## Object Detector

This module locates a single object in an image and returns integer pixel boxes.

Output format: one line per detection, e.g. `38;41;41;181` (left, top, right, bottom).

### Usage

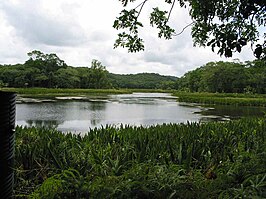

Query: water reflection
89;102;106;126
26;120;63;128
16;93;265;133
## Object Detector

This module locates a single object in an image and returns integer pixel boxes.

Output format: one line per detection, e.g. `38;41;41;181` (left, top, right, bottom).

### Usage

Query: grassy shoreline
14;118;266;198
1;88;132;96
173;92;266;107
1;88;173;98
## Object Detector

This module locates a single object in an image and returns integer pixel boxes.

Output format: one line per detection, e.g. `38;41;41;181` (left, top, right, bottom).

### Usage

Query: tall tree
25;50;67;87
89;60;110;89
114;0;266;59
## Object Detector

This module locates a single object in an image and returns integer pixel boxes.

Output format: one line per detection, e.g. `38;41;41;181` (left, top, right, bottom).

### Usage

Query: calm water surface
16;93;265;133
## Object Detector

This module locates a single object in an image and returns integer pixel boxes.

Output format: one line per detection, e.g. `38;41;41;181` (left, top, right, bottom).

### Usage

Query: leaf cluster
114;0;266;59
190;0;265;58
150;7;175;39
113;9;144;52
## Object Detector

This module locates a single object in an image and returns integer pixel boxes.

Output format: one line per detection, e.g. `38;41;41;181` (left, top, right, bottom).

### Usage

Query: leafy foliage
113;9;145;52
114;0;266;59
14;117;266;198
150;7;175;39
108;72;177;89
0;51;110;89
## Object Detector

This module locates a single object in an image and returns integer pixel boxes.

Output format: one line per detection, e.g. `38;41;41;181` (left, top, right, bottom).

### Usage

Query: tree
89;60;110;89
25;50;67;87
55;67;80;88
26;50;66;72
114;0;266;59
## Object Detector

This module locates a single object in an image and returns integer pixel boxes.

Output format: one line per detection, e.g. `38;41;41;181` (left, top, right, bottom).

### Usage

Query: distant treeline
0;50;265;93
0;50;176;90
108;73;177;89
177;60;266;94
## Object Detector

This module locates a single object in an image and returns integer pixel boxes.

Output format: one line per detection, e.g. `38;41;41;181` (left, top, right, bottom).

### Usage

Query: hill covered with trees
0;50;176;90
108;73;177;89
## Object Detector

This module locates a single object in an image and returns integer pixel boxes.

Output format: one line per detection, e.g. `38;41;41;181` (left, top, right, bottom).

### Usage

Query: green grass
0;88;172;98
14;117;266;198
174;92;266;107
0;88;134;100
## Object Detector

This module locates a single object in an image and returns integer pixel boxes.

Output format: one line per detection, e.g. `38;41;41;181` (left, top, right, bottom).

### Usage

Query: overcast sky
0;0;256;77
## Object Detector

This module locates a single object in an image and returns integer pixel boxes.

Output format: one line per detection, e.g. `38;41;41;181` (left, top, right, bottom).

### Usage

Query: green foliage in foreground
174;92;266;107
14;118;266;198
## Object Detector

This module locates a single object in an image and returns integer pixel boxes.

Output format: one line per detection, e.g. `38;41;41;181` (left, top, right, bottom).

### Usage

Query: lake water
16;93;266;133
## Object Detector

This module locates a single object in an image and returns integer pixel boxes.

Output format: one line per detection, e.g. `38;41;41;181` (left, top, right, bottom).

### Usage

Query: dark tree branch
136;0;148;19
172;21;195;36
167;0;176;22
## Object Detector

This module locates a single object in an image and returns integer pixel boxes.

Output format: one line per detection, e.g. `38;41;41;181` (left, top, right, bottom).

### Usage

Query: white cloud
0;0;256;76
1;0;87;47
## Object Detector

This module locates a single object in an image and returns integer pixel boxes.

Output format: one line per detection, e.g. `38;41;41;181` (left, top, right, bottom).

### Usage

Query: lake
16;93;266;133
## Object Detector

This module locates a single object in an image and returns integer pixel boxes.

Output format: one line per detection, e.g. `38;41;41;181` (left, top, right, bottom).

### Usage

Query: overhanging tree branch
172;21;195;36
167;0;176;22
136;0;148;19
115;0;265;59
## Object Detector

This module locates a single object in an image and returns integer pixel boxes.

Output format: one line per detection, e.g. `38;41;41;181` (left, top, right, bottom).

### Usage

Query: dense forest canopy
108;73;177;89
0;51;109;89
114;0;266;59
176;60;266;93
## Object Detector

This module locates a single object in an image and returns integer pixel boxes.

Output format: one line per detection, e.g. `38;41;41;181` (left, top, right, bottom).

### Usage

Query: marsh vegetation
14;117;266;198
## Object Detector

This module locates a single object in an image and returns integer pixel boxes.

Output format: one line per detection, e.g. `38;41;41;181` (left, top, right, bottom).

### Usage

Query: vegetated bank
0;88;132;97
174;92;266;107
14;117;266;198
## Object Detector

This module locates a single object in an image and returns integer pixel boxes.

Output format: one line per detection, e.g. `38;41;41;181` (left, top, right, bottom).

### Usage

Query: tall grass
14;118;266;198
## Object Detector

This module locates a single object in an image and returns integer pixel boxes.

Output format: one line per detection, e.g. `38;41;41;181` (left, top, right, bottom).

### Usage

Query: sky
0;0;257;77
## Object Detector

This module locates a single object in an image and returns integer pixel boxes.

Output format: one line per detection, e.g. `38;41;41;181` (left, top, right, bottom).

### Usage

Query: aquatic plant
14;117;266;198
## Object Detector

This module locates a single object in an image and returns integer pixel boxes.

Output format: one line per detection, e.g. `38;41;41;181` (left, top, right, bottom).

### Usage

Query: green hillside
108;73;177;89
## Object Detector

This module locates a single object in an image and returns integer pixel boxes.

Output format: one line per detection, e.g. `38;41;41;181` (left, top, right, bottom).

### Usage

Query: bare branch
136;0;148;19
134;0;149;10
167;0;176;22
172;21;195;36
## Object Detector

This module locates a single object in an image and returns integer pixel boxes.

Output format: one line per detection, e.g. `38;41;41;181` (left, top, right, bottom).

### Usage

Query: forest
0;51;176;90
0;50;265;94
177;60;266;94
